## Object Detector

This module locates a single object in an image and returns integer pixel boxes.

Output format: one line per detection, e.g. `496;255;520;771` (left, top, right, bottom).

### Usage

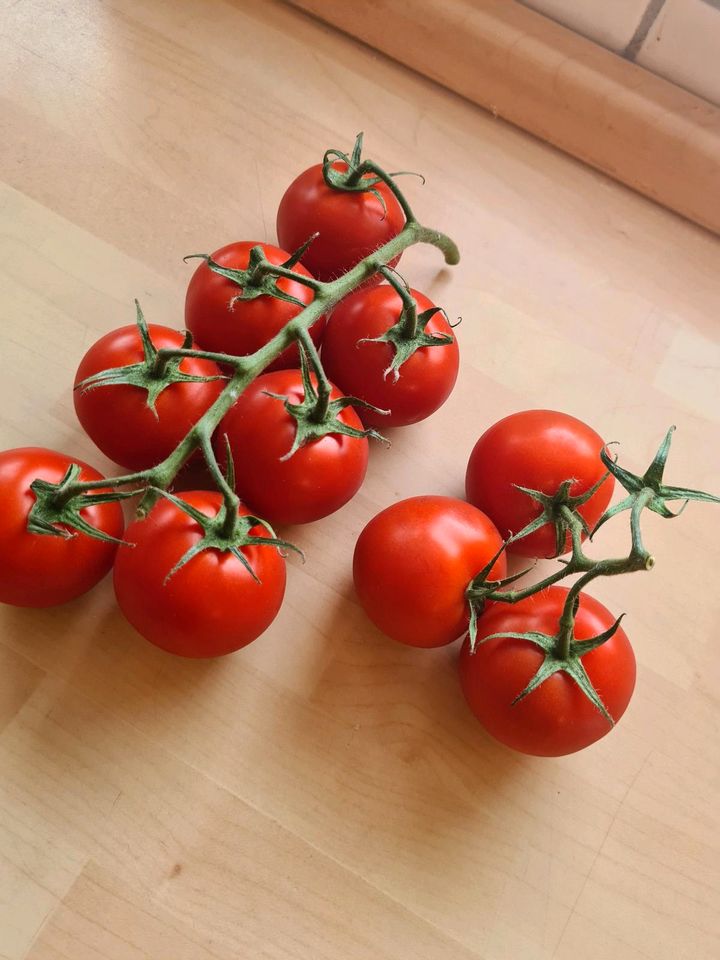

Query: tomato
184;241;325;371
113;491;286;658
0;448;124;607
321;284;459;427
459;587;635;756
465;410;614;558
216;370;369;525
74;324;223;471
276;161;405;282
353;496;506;648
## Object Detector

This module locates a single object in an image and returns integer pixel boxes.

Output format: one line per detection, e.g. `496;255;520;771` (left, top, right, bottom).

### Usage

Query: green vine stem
465;429;720;723
37;139;459;523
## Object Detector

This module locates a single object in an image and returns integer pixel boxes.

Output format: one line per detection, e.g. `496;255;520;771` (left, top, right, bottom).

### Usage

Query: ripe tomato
184;241;326;371
74;323;223;471
113;491;286;658
276;162;405;282
216;370;369;525
0;448;124;607
459;587;635;756
465;410;614;558
321;284;459;427
353;496;506;648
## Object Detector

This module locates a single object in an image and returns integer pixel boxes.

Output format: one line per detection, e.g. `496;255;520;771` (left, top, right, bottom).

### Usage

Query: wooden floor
1;2;719;958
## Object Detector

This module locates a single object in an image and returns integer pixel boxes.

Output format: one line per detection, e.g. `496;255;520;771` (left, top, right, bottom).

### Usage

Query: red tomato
321;284;459;427
74;324;223;471
113;491;286;658
353;496;506;648
184;241;325;371
465;410;614;558
216;370;369;525
0;448;124;607
459;587;635;756
276;162;405;282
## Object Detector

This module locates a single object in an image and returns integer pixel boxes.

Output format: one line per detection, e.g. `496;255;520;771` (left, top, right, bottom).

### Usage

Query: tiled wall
520;0;720;106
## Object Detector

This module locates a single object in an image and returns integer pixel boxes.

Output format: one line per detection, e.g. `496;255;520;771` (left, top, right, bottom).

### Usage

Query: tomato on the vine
321;284;459;428
276;162;405;282
353;496;506;648
216;369;370;526
74;323;223;471
184;241;325;371
465;410;614;558
0;448;124;608
113;491;286;658
459;587;635;756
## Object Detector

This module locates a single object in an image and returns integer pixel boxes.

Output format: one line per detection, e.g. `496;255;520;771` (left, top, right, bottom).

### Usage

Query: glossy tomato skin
216;370;369;526
0;448;124;607
184;241;325;372
459;587;636;756
276;162;405;283
353;496;507;648
321;285;459;428
113;491;286;658
74;324;223;471
465;410;614;558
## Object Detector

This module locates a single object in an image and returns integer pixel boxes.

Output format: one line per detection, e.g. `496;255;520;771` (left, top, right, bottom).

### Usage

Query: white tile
521;0;649;51
638;0;720;106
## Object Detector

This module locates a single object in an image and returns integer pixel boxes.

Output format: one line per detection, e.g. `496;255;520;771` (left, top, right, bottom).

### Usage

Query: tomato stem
58;209;458;514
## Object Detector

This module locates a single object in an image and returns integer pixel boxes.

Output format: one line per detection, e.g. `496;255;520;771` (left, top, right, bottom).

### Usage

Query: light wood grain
1;1;719;958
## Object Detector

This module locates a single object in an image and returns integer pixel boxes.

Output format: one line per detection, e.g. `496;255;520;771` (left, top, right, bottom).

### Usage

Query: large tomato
74;324;223;471
113;491;286;658
184;241;325;371
321;284;459;428
353;496;506;648
0;447;124;607
216;370;369;525
459;587;635;756
276;162;405;282
465;410;614;558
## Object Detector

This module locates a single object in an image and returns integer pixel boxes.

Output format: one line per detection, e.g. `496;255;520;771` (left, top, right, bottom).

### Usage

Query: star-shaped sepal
265;344;389;461
476;610;627;726
184;235;319;311
593;426;720;534
510;470;611;557
359;300;456;381
465;540;536;652
322;132;422;216
27;463;137;543
74;301;226;417
154;488;303;585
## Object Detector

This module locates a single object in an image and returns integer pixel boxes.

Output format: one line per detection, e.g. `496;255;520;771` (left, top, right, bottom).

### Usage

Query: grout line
622;0;668;61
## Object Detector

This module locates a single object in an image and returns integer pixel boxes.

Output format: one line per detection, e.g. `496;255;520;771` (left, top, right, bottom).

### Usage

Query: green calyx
479;610;626;727
322;132;422;222
74;301;225;416
28;463;136;543
155;487;302;584
359;266;456;381
267;341;388;461
593;425;720;533
510;469;610;557
184;236;320;311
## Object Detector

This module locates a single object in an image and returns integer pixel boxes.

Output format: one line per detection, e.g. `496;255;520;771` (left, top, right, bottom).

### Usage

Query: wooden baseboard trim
285;0;720;235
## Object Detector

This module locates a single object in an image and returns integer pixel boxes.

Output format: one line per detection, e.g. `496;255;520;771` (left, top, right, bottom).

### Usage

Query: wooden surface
288;0;720;235
1;1;719;958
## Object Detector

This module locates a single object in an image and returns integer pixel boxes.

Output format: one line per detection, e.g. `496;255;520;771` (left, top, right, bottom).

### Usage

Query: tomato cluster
2;137;713;761
0;138;460;663
353;409;639;757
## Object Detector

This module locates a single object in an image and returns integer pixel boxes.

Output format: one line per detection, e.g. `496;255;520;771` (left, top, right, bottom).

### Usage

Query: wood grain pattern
1;1;719;958
286;0;720;235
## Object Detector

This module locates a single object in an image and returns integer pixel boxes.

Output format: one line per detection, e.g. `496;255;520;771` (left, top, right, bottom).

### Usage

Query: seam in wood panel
623;0;668;60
